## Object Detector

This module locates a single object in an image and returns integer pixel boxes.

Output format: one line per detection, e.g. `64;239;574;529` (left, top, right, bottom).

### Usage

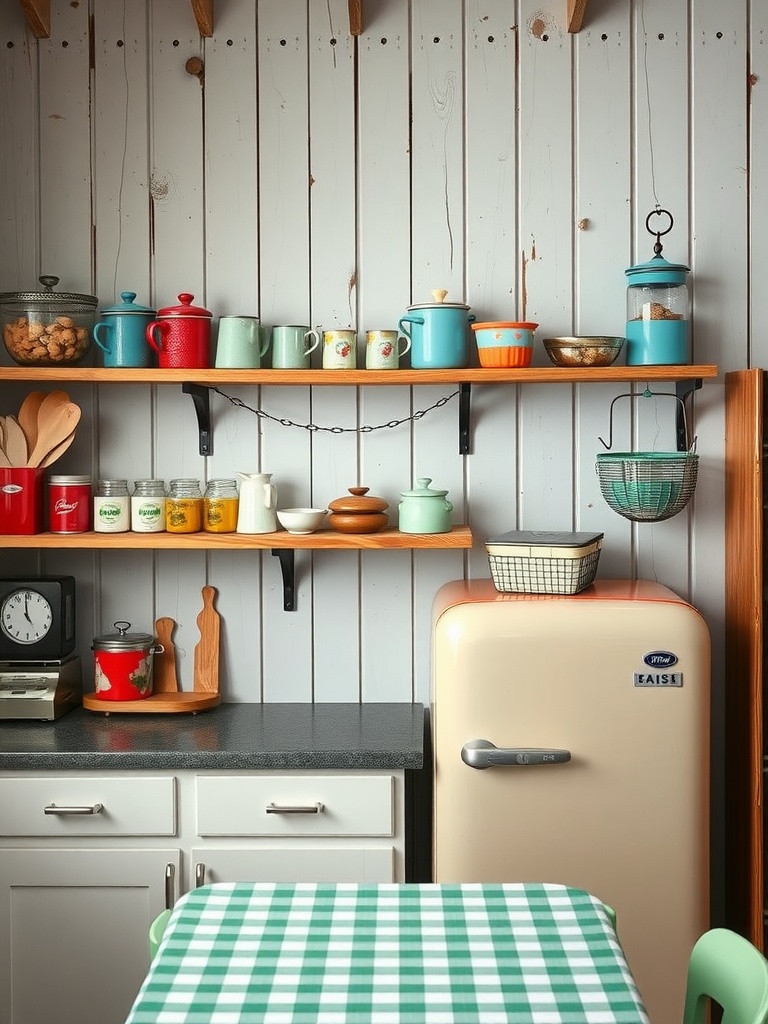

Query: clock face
0;577;76;662
1;589;54;644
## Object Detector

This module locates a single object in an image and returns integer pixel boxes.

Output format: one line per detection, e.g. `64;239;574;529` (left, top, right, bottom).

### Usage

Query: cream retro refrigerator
431;578;710;1024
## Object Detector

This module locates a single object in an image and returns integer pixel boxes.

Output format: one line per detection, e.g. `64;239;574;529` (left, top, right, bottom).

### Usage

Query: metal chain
208;385;459;434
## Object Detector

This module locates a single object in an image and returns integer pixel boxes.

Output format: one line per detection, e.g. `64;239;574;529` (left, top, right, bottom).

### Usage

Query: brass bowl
542;336;624;367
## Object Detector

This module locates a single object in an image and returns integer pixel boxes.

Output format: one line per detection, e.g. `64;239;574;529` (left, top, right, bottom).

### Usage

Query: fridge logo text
643;651;678;668
634;672;683;687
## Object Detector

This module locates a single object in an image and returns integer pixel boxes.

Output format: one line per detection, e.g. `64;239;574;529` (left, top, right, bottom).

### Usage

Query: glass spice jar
131;479;166;533
94;479;130;533
166;478;203;533
204;478;239;533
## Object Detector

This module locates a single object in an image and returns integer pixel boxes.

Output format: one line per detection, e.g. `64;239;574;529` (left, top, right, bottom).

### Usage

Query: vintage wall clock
0;576;76;662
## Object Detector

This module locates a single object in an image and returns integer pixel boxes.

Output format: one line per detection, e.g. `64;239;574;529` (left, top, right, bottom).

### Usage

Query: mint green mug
271;326;320;369
215;316;270;368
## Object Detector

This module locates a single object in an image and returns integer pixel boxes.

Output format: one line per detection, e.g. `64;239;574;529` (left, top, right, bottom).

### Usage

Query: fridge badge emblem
635;651;682;687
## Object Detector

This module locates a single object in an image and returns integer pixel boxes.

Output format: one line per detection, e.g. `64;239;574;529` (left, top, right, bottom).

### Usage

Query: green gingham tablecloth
125;881;651;1024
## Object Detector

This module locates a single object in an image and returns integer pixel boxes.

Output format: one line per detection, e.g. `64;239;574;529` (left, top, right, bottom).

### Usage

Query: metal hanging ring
645;208;674;256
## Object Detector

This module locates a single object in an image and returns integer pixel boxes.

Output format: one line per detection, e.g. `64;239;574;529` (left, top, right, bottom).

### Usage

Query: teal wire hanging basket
595;391;699;522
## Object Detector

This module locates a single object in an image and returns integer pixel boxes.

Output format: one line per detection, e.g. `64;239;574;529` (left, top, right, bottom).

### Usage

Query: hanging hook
597;388;695;452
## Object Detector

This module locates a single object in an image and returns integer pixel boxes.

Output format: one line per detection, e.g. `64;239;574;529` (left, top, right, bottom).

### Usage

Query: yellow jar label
166;497;202;533
204;497;239;533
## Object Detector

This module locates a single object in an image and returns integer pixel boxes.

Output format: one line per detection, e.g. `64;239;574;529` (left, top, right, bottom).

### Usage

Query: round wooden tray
82;692;220;714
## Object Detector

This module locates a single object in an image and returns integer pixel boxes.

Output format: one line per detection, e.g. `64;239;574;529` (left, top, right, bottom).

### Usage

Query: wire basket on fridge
485;531;604;595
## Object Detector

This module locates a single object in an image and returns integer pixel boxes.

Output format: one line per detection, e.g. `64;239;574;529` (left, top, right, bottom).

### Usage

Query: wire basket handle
597;388;697;452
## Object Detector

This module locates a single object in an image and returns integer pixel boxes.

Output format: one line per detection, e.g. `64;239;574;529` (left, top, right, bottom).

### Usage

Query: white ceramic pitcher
236;472;277;533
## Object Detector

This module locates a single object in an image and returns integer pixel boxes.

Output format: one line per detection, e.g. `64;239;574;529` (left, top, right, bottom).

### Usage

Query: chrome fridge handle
461;739;571;769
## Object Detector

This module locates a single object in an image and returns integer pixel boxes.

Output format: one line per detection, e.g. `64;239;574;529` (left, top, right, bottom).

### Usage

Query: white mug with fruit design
322;329;357;369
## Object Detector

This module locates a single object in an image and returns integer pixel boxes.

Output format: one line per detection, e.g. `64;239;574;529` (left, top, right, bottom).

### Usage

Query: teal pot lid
625;253;689;286
100;291;156;316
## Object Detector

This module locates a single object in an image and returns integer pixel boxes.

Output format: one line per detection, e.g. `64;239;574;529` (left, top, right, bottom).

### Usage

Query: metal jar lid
0;275;98;312
92;621;156;652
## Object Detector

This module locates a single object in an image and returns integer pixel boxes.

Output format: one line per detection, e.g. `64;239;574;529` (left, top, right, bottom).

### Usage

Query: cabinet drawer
0;777;176;836
196;775;393;836
190;846;394;884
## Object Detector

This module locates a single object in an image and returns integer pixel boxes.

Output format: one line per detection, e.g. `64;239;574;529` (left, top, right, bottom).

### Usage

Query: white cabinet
0;766;405;1024
0;847;179;1024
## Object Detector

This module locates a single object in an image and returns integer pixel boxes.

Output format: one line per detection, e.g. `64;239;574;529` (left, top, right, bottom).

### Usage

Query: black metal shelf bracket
272;548;296;611
459;383;471;454
675;378;703;452
182;383;213;455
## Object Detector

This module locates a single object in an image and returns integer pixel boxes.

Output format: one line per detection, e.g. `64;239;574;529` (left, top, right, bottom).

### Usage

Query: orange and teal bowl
472;321;537;368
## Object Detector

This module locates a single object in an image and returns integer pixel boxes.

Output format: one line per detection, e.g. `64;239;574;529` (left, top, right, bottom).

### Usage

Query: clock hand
23;593;32;623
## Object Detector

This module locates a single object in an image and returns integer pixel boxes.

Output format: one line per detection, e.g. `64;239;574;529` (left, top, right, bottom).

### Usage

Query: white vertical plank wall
0;0;749;735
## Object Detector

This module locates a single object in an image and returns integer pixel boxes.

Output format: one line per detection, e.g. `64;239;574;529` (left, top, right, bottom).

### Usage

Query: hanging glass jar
625;209;690;366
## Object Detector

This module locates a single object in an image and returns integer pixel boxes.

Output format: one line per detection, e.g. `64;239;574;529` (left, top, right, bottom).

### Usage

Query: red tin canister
91;621;161;701
49;475;92;533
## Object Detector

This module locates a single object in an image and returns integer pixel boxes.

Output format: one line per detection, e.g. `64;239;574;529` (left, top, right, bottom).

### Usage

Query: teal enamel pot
398;289;475;369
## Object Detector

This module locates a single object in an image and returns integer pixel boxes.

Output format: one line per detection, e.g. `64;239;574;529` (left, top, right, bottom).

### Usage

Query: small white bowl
276;508;328;535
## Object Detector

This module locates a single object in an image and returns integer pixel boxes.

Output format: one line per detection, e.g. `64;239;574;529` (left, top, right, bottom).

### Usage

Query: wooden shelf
0;365;719;385
1;526;473;550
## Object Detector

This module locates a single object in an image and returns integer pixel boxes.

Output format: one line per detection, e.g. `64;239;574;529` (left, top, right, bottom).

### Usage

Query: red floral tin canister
91;621;162;701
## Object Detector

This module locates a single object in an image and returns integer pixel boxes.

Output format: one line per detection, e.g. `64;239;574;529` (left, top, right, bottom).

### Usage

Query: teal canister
93;292;157;368
398;477;453;534
625;209;690;366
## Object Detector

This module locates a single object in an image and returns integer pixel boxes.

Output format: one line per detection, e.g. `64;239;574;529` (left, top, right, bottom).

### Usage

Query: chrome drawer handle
461;739;571;769
266;802;324;814
195;862;206;888
44;802;104;815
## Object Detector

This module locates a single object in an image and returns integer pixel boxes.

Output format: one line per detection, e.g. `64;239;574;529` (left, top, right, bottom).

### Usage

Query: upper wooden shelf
0;365;719;386
20;0;584;39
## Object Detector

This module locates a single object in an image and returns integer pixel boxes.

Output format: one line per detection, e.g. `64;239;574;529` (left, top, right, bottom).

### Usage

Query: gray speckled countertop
0;703;425;771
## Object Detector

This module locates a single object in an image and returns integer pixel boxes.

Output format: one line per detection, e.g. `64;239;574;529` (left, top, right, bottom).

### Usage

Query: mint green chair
148;908;172;960
683;928;768;1024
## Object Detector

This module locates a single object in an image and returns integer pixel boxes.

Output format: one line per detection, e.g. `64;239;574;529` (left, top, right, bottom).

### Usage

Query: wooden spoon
0;443;10;468
27;402;81;467
17;390;46;453
38;429;77;468
3;415;28;467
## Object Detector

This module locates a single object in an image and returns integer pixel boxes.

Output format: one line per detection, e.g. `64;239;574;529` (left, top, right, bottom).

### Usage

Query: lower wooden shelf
1;526;473;550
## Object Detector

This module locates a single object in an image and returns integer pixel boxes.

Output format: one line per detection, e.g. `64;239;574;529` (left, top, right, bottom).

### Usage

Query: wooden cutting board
193;586;220;693
153;617;179;693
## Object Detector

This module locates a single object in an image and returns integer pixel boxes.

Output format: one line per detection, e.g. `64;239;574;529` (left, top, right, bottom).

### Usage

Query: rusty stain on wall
150;175;171;202
527;11;555;38
521;240;537;322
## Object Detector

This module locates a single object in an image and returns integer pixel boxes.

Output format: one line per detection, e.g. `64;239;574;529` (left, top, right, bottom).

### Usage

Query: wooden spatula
3;415;28;467
153;617;179;693
193;586;220;693
27;402;81;467
17;390;46;453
